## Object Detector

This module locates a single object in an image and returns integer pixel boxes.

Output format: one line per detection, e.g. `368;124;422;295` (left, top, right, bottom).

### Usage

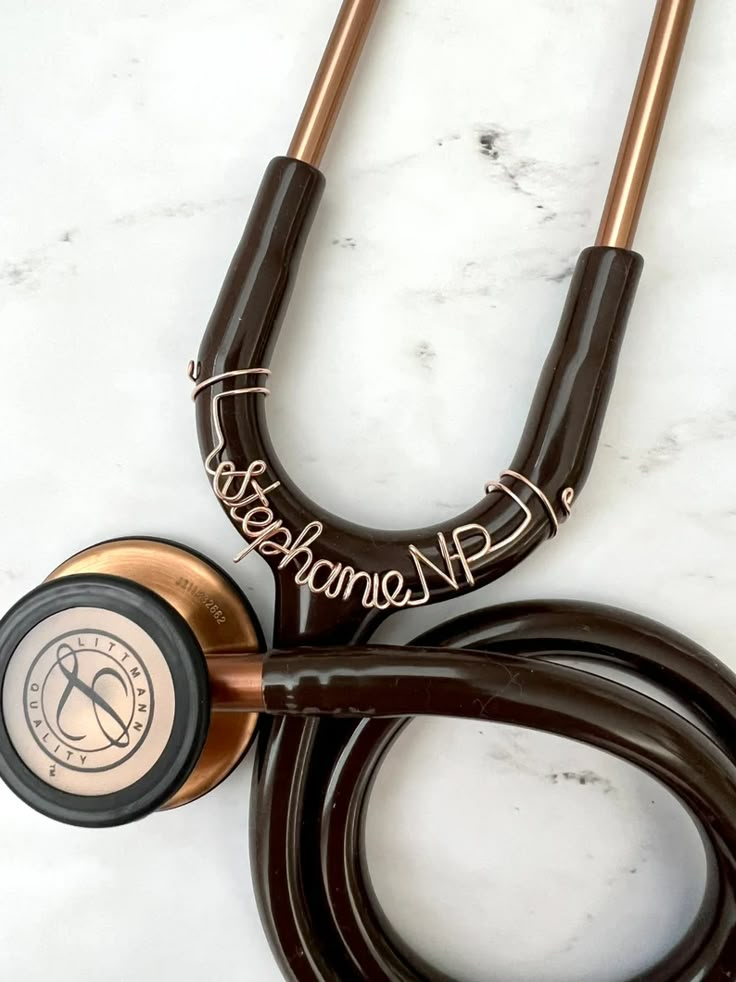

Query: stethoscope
1;1;733;979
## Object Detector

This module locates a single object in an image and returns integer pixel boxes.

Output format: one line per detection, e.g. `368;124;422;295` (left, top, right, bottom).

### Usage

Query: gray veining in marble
1;2;735;980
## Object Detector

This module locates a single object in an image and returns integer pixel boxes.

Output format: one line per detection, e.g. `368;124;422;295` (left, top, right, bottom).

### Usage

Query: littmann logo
23;630;154;775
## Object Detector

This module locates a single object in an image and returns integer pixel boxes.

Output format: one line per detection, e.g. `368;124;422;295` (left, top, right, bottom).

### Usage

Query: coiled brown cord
251;601;736;980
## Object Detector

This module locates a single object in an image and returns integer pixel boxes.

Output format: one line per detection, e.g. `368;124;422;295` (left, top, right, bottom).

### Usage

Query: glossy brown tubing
508;247;641;499
288;0;382;167
193;157;324;384
597;0;696;248
254;603;736;980
195;158;643;640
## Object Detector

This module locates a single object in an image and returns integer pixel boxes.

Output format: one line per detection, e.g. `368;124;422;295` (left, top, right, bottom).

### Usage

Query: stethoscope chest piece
0;537;264;827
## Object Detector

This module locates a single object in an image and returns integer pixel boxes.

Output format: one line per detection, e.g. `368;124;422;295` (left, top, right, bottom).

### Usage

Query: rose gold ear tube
596;0;696;249
289;1;695;231
288;0;382;167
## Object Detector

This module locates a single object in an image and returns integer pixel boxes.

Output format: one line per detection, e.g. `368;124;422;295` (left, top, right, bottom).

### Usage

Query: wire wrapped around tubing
252;601;736;981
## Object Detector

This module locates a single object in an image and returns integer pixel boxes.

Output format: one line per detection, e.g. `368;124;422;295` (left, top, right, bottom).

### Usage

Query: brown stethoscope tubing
192;0;693;644
188;1;704;979
243;599;736;981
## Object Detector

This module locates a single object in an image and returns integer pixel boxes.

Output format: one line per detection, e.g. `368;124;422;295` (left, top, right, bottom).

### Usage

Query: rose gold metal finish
288;0;381;167
596;0;696;249
209;654;265;712
2;609;176;797
46;539;262;809
501;470;561;536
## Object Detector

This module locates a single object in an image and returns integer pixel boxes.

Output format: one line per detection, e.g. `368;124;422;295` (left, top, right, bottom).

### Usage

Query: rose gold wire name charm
189;365;573;610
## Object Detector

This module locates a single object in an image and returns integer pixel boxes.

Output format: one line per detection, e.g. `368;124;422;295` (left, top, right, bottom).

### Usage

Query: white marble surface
1;1;735;979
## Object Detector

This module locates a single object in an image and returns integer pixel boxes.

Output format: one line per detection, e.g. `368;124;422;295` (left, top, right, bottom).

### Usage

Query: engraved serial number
176;577;227;624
